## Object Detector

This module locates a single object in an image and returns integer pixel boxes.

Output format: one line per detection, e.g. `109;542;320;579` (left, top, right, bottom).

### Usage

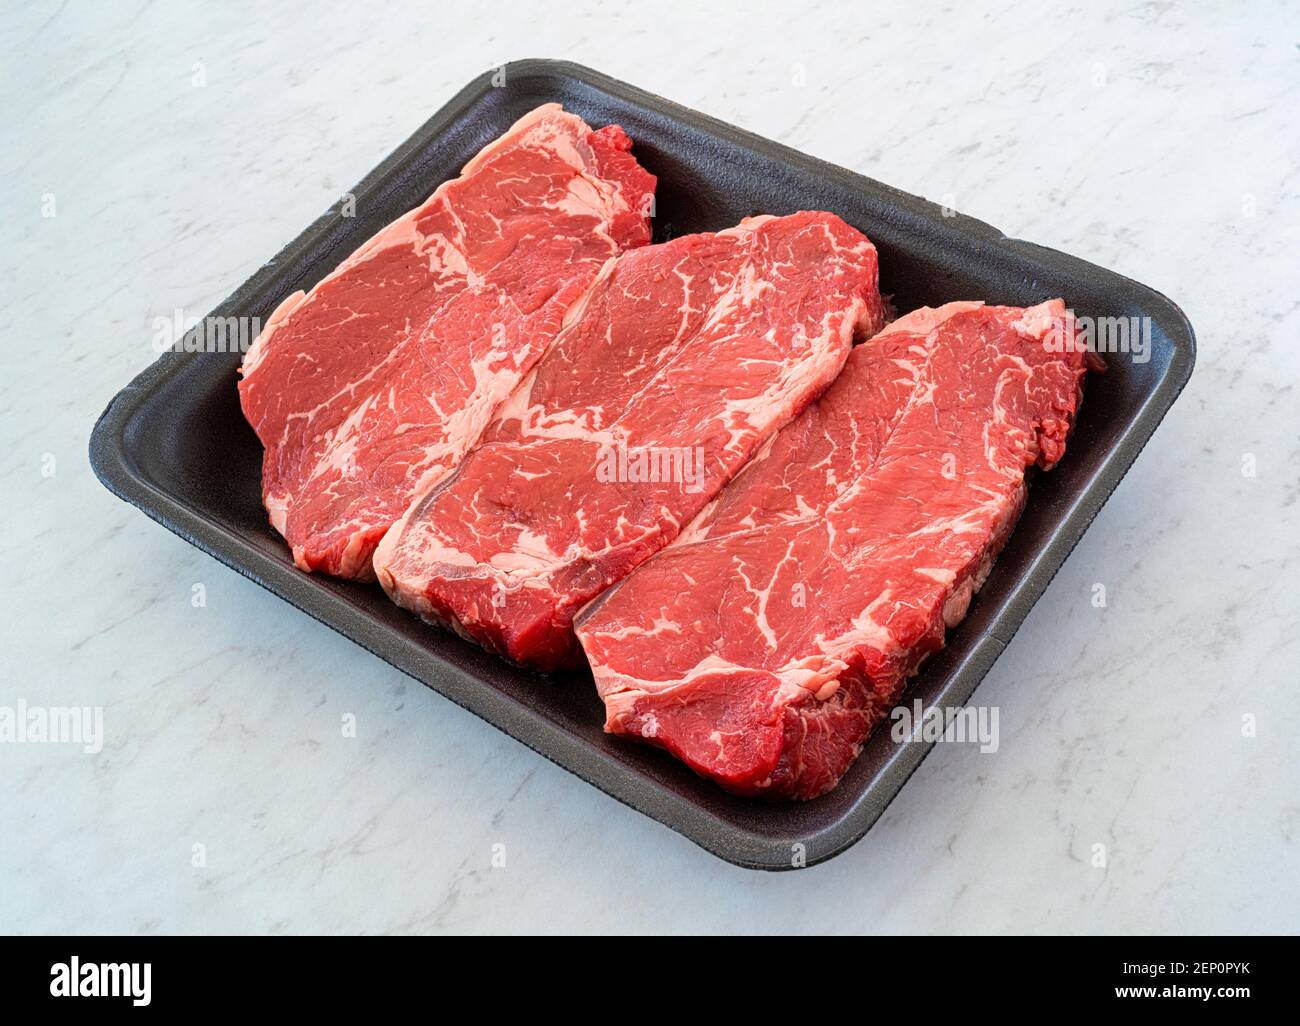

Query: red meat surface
576;300;1091;798
239;104;655;578
375;212;885;670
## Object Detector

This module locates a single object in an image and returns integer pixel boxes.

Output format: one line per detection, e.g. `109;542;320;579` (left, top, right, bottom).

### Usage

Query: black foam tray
90;61;1195;869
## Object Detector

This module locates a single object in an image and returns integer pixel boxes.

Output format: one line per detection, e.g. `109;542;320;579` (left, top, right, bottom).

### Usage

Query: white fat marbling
2;1;1297;934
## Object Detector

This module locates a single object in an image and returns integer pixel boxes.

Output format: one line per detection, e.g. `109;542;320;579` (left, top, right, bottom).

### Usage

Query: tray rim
89;58;1197;871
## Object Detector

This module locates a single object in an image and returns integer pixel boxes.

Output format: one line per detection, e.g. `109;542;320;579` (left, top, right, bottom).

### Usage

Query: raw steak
239;104;656;578
575;300;1092;799
374;212;886;671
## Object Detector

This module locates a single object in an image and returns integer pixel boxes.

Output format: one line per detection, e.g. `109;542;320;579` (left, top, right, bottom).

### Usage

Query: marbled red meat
576;300;1091;798
238;104;655;578
374;212;885;670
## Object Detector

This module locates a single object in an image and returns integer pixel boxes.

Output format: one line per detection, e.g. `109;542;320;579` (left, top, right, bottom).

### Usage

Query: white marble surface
3;0;1298;934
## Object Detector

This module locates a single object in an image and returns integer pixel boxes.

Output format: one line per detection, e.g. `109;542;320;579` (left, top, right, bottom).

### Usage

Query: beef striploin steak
575;300;1092;799
239;104;656;579
374;212;886;671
